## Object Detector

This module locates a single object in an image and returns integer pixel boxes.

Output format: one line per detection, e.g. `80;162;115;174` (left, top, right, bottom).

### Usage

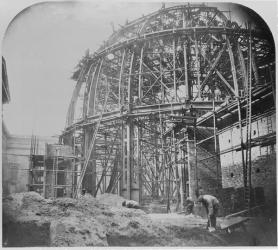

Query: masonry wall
2;135;57;196
3;136;31;195
219;112;276;204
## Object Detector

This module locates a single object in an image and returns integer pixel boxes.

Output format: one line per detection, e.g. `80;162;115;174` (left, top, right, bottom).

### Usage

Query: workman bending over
197;194;220;232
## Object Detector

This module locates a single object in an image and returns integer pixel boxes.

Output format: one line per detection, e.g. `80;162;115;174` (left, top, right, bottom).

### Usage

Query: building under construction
4;3;276;247
30;3;274;212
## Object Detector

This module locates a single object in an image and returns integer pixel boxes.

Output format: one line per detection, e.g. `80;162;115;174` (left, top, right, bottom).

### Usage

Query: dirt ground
2;192;277;247
150;213;277;246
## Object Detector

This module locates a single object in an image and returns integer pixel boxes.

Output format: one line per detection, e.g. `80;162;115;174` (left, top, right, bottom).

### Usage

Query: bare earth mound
3;192;223;247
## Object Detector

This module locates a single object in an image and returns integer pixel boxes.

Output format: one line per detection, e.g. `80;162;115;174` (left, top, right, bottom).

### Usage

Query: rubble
2;192;160;246
3;192;276;246
3;192;227;247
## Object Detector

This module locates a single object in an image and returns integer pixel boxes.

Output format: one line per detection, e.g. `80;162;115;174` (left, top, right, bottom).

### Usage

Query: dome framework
61;4;274;204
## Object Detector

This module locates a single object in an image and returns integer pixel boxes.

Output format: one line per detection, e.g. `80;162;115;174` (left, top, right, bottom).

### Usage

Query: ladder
244;26;253;211
74;84;110;198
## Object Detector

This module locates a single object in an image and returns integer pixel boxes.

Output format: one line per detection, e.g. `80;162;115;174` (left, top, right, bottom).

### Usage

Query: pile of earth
2;192;168;246
3;192;224;247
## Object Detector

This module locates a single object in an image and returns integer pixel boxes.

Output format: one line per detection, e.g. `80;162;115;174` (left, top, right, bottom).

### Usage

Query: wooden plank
118;49;126;107
194;32;201;99
138;46;144;102
183;41;189;99
220;217;249;230
173;38;177;101
227;38;239;96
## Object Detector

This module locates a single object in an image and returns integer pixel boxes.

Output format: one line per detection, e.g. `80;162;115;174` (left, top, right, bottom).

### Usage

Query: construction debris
3;192;229;247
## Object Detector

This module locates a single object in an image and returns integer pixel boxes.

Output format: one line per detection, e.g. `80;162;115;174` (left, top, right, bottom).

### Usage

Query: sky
1;0;277;137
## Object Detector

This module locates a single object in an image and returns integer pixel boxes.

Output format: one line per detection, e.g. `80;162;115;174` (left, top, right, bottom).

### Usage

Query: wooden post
28;135;33;191
154;127;159;198
126;120;132;200
237;98;246;187
138;47;144;103
194;32;201;99
119;121;125;197
213;99;219;190
173;39;177;102
186;133;193;198
103;133;107;193
167;160;171;213
51;151;56;198
136;124;142;204
180;157;184;209
159;110;165;196
194;119;198;198
42;143;47;198
126;52;135;200
55;149;59;198
183;41;189;100
160;55;165;104
119;49;126;107
182;10;186;28
128;52;134;107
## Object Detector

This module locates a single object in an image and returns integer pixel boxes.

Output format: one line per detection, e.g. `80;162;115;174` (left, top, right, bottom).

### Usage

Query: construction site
2;3;277;247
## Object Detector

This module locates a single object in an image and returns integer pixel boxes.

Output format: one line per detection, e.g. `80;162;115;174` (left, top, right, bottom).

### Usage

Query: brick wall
219;112;276;204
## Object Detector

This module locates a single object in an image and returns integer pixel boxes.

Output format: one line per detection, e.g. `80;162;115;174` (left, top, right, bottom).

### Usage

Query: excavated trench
3;220;50;247
3;192;276;247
